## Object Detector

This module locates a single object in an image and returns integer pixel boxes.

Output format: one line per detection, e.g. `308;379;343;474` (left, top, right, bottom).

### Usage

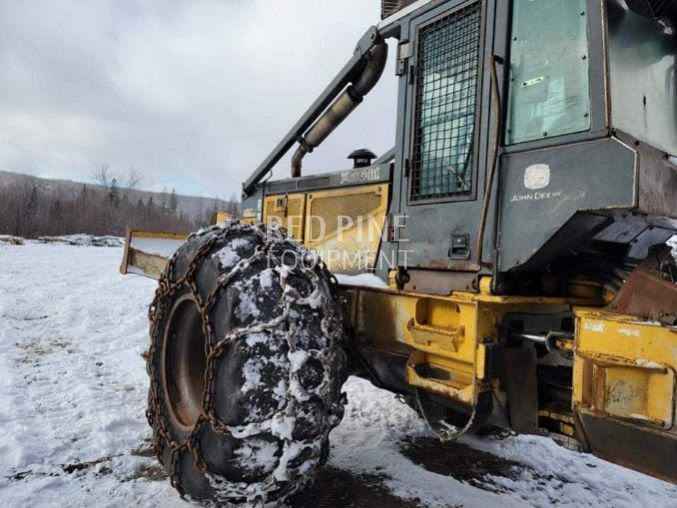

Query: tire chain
145;221;344;505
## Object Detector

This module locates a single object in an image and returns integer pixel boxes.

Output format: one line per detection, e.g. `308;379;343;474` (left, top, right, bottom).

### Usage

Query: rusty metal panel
610;266;677;324
566;307;677;481
574;310;677;429
401;269;478;295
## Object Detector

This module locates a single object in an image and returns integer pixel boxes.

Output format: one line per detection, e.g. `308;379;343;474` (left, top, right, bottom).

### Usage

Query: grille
410;2;482;201
381;0;418;20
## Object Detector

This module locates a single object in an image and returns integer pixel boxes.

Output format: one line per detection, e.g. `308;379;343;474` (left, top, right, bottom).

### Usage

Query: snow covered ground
1;243;677;507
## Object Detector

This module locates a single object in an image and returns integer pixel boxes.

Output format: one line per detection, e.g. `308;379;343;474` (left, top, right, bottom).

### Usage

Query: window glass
411;3;482;201
506;0;591;145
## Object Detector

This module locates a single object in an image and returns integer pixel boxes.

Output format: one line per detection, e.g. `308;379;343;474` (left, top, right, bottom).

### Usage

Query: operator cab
242;0;677;297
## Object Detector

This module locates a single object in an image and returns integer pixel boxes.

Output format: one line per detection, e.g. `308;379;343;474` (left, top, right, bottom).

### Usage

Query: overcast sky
0;1;398;199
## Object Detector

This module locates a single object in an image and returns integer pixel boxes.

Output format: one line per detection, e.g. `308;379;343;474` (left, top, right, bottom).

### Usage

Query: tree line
0;167;239;238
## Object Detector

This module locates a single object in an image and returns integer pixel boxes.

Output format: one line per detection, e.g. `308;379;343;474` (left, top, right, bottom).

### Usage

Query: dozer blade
119;229;187;280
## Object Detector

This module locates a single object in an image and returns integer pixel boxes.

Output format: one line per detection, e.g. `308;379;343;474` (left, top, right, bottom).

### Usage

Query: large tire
146;222;347;506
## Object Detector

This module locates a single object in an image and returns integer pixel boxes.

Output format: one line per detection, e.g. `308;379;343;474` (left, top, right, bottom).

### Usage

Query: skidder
121;0;677;504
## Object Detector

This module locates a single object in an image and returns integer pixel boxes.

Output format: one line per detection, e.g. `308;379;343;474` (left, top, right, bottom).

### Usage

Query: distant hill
0;170;232;221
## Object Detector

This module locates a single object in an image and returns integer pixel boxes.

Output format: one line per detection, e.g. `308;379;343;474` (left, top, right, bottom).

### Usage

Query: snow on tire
146;222;347;506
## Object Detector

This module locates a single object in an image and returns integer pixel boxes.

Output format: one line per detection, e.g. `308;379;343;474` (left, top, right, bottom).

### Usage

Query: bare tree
92;164;112;189
126;167;143;190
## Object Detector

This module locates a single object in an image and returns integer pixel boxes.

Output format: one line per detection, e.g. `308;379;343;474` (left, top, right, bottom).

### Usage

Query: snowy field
1;244;677;507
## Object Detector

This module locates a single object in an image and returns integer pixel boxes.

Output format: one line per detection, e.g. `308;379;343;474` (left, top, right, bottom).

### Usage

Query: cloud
0;0;397;198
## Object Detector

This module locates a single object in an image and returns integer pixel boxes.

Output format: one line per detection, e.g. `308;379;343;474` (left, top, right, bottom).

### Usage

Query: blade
119;229;187;280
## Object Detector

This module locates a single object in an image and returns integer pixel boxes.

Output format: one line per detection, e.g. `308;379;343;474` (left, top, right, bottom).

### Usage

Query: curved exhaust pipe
291;40;388;178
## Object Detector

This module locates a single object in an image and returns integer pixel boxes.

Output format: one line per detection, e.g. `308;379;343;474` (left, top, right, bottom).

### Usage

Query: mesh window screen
411;3;482;201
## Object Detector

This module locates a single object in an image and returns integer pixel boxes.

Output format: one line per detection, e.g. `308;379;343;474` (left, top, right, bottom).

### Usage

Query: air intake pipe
291;40;388;178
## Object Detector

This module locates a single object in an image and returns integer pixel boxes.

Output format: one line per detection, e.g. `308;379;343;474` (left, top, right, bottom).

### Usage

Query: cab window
506;0;591;145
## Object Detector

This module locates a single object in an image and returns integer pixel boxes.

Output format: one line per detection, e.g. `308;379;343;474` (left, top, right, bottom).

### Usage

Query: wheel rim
161;294;207;431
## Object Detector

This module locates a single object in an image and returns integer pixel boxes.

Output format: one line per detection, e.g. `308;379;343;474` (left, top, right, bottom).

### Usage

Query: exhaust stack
291;40;388;178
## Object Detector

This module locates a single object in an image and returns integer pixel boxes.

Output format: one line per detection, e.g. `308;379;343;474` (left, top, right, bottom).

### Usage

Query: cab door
396;0;498;275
